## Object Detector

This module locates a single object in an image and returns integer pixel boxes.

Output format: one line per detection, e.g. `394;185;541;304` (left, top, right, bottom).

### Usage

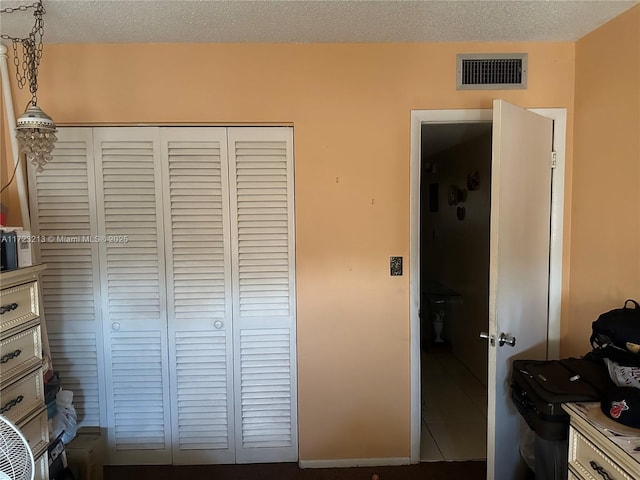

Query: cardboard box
65;432;107;480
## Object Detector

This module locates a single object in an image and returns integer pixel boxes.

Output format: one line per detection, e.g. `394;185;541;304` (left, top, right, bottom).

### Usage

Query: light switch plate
390;256;403;276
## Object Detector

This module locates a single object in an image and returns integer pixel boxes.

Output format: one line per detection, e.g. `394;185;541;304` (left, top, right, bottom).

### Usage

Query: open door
486;100;553;479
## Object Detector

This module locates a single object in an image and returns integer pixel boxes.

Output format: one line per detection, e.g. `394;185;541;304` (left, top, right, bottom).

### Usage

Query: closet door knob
112;322;121;331
213;320;224;329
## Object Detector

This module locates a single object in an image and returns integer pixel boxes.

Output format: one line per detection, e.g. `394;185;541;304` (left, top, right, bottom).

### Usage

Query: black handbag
590;299;640;366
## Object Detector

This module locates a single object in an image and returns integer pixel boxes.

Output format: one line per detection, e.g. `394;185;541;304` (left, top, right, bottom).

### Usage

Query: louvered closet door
28;128;105;429
227;127;298;463
93;127;171;464
160;128;236;464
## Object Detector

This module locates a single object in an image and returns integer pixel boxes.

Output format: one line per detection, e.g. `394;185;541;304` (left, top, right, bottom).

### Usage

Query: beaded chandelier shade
1;1;57;172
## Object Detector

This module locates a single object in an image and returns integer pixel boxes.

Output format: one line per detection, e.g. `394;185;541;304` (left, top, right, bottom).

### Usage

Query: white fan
0;415;34;480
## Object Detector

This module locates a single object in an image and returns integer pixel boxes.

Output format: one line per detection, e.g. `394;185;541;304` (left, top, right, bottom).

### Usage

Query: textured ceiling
0;0;638;44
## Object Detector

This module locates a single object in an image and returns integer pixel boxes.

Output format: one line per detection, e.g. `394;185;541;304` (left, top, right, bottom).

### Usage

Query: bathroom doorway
419;122;492;461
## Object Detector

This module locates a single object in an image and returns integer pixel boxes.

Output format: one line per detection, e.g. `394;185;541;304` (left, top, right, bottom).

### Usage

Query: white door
94;127;172;464
28;127;105;429
160;127;236;464
227;127;298;463
487;100;553;479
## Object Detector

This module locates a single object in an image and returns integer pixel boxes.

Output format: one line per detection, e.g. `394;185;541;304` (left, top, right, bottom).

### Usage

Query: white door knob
112;322;121;331
213;320;224;329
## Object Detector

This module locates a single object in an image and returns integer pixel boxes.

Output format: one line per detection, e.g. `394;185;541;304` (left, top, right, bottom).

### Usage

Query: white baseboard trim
299;457;411;469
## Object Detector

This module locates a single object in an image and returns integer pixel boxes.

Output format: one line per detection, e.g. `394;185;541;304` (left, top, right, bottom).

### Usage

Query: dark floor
104;461;487;480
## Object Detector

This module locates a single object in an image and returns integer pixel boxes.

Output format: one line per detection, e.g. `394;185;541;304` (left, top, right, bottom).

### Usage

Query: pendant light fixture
1;0;57;172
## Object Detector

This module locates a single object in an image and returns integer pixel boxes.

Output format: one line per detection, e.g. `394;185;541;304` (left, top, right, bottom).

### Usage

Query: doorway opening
409;107;567;466
419;122;492;461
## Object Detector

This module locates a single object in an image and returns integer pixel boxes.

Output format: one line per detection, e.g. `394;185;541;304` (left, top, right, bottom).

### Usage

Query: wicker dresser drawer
0;323;43;385
18;407;49;459
0;366;45;425
0;281;39;336
569;429;634;480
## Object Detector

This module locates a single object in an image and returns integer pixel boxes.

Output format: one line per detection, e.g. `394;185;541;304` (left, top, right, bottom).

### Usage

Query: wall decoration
448;186;457;206
448;185;467;206
467;170;480;191
457;206;466;221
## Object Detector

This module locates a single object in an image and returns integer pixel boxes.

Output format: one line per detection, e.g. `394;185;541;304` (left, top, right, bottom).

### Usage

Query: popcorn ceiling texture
0;0;637;44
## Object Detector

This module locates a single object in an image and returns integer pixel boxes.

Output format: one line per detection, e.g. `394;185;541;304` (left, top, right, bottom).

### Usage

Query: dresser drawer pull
590;460;614;480
0;303;19;314
0;395;24;414
0;349;22;364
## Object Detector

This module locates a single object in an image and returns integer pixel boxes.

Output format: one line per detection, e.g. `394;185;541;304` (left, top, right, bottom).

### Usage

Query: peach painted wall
565;6;640;358
1;42;575;460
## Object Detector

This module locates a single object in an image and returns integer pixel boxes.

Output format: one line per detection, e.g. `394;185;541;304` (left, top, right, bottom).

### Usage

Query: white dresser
1;264;50;480
564;402;640;480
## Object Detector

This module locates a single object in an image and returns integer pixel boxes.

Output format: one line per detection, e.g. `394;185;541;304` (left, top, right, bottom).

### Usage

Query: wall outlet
390;256;403;276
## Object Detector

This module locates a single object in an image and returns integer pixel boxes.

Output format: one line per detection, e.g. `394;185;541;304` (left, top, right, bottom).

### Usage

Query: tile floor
420;346;488;462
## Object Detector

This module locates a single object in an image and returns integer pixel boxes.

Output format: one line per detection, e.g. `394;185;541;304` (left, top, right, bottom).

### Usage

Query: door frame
409;107;567;463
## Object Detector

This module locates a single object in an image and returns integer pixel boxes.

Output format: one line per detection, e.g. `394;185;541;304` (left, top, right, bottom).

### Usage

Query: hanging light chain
1;0;56;175
1;1;46;105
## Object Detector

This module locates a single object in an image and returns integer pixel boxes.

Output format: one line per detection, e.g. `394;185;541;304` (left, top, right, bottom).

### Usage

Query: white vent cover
457;53;527;90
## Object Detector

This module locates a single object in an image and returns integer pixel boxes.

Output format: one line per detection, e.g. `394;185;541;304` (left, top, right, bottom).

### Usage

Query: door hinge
551;151;557;169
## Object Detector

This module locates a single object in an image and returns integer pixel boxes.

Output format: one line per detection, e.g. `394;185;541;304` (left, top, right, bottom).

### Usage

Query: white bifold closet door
161;126;298;464
28;128;105;430
160;127;235;464
93;127;172;464
227;127;297;464
28;125;297;465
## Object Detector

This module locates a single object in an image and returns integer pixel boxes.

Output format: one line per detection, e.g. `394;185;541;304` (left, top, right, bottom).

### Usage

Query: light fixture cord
0;156;22;194
0;1;45;106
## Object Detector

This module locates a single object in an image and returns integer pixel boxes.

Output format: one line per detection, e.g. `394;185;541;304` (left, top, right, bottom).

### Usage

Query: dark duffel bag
590;299;640;366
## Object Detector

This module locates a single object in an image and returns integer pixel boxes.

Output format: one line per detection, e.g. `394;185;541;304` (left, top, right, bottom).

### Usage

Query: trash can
511;367;570;480
512;390;569;479
534;434;568;480
511;356;612;480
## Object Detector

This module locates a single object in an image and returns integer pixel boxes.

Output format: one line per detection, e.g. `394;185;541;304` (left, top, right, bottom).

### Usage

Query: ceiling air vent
456;53;527;90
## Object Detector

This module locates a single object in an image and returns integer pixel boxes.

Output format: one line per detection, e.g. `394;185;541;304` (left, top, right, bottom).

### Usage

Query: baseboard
299;457;411;468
